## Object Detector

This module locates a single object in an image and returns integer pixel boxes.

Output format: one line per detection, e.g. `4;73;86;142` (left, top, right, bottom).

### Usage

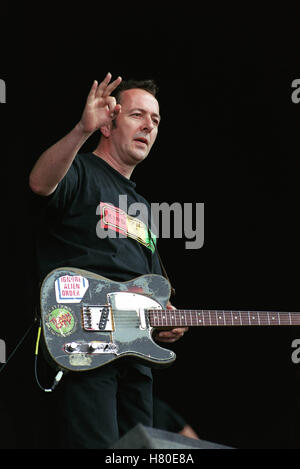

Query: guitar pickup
82;305;114;332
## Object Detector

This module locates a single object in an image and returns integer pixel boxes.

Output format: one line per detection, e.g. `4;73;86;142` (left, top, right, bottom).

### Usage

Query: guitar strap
150;233;176;298
155;247;176;298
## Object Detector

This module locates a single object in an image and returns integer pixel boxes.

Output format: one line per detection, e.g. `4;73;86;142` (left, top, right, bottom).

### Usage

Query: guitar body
40;267;175;372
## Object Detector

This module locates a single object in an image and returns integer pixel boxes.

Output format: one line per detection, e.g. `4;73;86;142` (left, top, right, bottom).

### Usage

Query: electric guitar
40;267;300;372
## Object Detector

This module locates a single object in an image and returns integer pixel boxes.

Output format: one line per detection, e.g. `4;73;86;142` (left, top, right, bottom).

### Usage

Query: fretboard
147;309;300;327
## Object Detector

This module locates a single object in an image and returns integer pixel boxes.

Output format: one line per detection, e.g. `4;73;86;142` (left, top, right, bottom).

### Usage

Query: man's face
109;88;160;165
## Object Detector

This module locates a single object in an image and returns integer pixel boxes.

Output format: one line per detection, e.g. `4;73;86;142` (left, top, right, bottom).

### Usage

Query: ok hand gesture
79;73;122;135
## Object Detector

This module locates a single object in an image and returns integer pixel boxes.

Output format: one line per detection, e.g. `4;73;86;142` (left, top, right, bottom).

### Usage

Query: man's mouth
133;137;148;146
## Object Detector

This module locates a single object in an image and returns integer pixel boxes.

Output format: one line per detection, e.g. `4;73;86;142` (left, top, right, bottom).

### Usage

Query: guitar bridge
82;305;114;332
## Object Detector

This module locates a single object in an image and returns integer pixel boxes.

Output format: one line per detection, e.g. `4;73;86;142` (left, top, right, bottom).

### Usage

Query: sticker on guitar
55;275;89;303
45;306;77;337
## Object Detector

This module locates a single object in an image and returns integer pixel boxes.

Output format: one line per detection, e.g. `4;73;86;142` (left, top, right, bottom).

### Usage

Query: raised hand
79;73;122;135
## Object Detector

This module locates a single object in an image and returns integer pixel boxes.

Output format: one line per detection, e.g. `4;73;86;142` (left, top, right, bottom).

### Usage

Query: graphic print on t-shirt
98;202;156;252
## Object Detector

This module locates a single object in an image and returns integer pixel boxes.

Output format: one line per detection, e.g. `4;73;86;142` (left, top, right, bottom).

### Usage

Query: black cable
0;320;36;375
34;320;64;392
0;317;64;392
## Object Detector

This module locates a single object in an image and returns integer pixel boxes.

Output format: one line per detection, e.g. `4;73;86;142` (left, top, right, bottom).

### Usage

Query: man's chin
130;150;149;164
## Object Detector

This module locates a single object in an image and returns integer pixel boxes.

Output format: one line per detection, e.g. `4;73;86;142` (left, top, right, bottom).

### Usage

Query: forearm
29;122;92;196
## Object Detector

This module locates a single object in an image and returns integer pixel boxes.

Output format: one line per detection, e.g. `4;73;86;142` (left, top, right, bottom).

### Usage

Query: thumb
110;104;122;120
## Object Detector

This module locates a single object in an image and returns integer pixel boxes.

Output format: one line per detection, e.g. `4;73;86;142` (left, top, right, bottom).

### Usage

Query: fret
173;311;177;326
270;312;279;325
249;312;259;325
279;312;291;325
178;311;182;324
239;312;245;325
164;310;168;326
233;311;241;326
212;310;218;326
207;310;212;326
272;312;278;325
213;310;218;325
242;311;250;325
201;310;208;326
202;310;205;325
199;311;203;325
217;311;225;325
225;311;233;325
152;311;158;327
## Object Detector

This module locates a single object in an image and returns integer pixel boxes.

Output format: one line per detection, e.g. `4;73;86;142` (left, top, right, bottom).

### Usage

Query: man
29;73;188;449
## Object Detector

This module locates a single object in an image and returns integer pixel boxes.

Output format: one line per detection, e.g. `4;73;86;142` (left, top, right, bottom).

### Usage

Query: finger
95;72;112;97
159;331;181;339
103;76;122;97
105;96;117;113
110;103;122;120
170;328;188;335
158;335;179;343
86;80;98;102
105;98;122;120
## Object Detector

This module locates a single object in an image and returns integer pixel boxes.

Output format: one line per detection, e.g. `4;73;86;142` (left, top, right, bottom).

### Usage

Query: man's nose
141;115;154;132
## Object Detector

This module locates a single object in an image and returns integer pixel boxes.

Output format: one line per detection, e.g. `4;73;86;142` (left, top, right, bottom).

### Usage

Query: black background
1;11;300;449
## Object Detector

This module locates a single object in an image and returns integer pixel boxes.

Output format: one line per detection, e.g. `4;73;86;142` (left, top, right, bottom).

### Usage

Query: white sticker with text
55;275;89;303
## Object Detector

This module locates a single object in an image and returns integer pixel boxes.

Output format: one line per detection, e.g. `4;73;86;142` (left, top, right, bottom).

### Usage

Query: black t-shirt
33;152;162;282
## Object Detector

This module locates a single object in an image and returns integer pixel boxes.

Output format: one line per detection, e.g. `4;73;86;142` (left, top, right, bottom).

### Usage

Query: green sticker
47;307;75;336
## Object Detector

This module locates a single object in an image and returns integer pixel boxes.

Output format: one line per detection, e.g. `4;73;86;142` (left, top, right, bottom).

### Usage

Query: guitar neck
147;309;300;327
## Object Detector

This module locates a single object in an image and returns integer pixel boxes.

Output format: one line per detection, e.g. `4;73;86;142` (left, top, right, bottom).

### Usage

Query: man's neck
93;144;134;180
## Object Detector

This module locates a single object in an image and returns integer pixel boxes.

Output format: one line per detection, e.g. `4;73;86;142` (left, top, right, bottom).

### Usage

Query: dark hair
111;79;159;104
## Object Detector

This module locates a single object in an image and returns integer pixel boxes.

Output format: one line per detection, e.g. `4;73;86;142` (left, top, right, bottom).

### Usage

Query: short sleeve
28;162;79;215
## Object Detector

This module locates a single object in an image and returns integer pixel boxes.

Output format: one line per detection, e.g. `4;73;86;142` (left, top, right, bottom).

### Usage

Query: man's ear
99;123;112;138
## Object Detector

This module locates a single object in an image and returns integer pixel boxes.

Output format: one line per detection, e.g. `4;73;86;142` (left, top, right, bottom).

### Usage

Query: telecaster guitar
40;267;300;372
